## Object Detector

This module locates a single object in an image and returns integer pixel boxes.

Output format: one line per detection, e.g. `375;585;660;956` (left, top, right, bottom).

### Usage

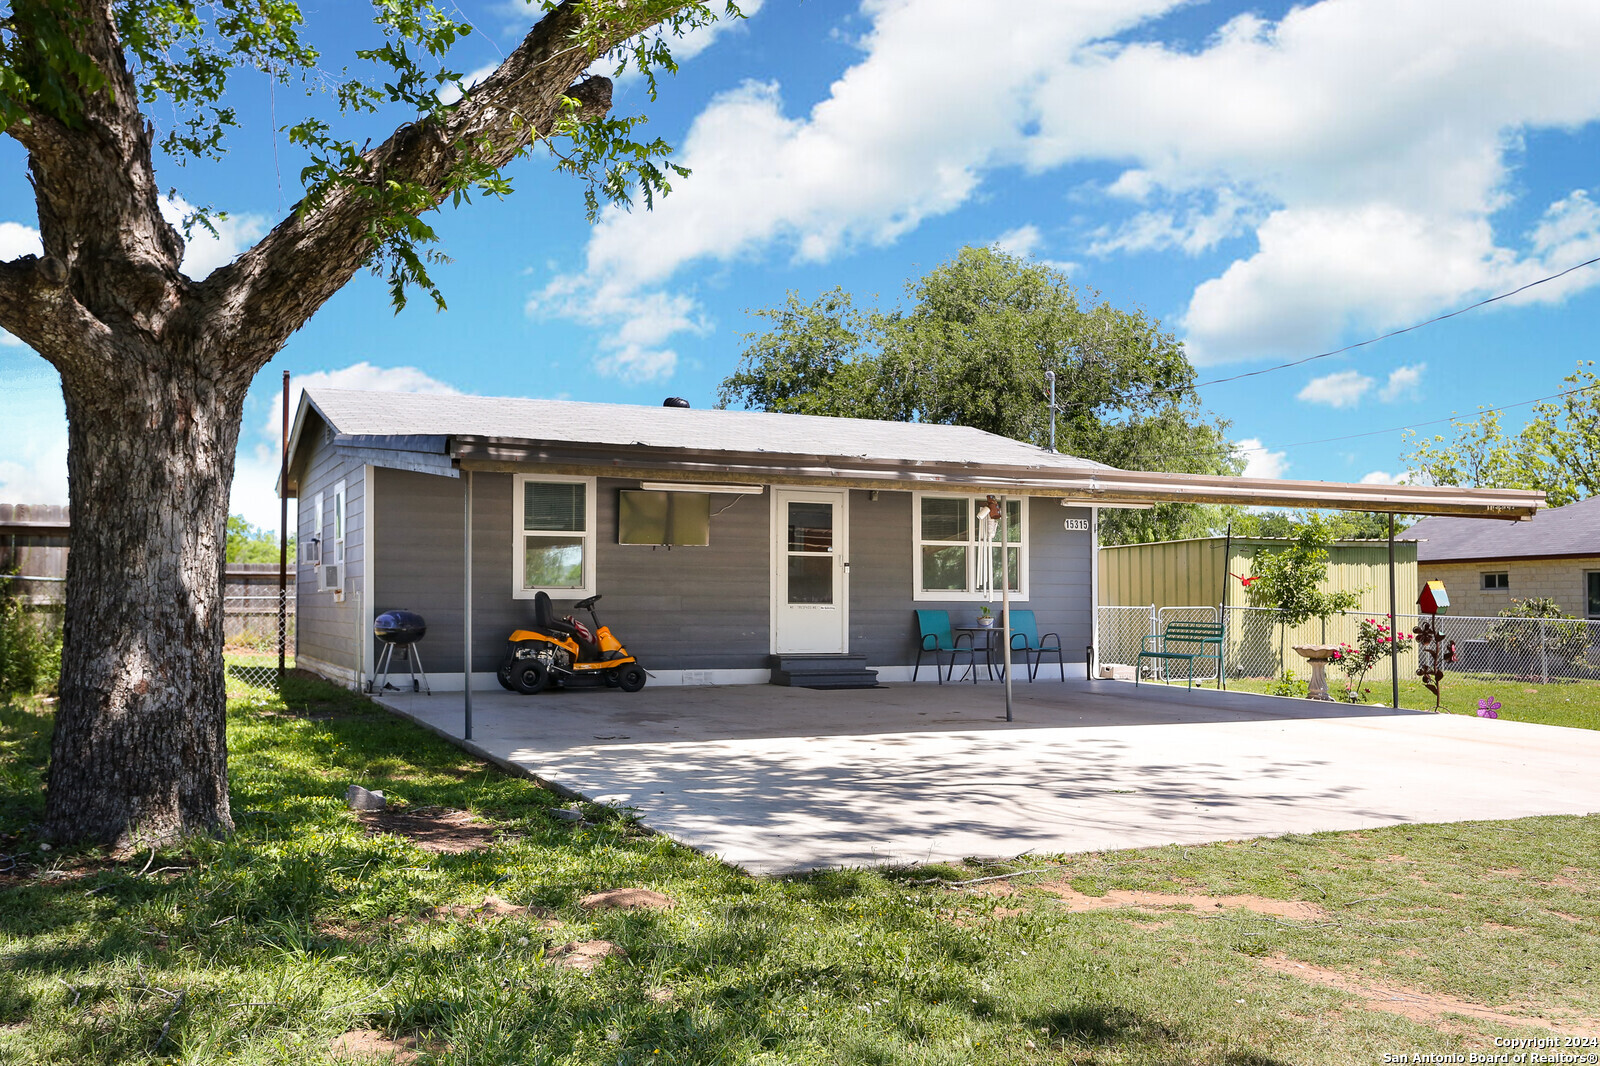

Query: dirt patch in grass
329;1028;439;1063
549;940;627;971
1259;956;1600;1037
358;808;499;853
427;895;556;923
579;888;675;912
1013;881;1332;921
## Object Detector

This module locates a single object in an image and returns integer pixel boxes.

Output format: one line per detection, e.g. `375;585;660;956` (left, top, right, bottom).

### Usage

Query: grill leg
372;643;396;693
407;643;432;695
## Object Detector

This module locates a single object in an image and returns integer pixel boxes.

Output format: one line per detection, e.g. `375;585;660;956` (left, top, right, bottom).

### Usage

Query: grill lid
374;609;426;643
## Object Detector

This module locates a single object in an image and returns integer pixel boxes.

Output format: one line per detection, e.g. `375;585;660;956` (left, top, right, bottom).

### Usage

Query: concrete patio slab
372;679;1600;875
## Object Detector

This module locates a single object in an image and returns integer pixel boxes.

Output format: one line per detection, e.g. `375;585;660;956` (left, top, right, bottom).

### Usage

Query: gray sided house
283;389;1106;688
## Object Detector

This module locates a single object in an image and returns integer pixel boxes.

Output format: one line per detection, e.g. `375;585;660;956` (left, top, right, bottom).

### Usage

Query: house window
318;481;346;595
1482;571;1509;591
305;491;323;565
513;474;596;598
911;493;1027;601
1587;572;1600;619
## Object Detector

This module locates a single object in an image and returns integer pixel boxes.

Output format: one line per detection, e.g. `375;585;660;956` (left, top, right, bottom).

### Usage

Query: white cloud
262;361;463;441
0;222;44;347
0;221;42;261
1379;363;1426;403
159;196;268;280
1297;369;1374;409
1235;438;1289;480
438;62;499;106
1360;470;1406;485
633;0;765;65
529;274;705;381
225;361;464;533
993;224;1043;258
4;203;264;290
538;0;1600;368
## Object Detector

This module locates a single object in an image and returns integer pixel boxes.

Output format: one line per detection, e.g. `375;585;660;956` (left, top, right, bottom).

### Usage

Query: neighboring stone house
1401;495;1600;619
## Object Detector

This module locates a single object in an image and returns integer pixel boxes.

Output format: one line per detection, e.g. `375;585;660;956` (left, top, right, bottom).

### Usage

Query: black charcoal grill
367;609;432;694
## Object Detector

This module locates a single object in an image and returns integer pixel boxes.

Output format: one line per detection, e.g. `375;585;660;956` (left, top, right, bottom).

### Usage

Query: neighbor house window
1587;572;1599;619
911;492;1028;601
513;474;596;598
1482;571;1509;591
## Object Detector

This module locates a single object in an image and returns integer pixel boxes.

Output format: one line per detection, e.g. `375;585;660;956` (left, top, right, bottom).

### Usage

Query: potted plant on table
977;606;994;628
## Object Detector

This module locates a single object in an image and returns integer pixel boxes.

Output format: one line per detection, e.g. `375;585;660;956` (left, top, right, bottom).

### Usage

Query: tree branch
202;0;653;371
11;1;188;347
0;254;117;367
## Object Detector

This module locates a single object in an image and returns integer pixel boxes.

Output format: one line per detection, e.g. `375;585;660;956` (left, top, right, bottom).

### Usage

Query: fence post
1539;617;1549;684
1150;605;1160;680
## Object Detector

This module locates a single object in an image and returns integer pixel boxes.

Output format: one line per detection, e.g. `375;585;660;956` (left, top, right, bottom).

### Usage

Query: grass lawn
3;675;1599;1064
1143;674;1600;731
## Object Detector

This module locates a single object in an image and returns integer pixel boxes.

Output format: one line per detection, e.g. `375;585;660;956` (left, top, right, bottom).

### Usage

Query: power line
1053;253;1600;417
1229;378;1600;454
1192;254;1600;390
1097;377;1600;472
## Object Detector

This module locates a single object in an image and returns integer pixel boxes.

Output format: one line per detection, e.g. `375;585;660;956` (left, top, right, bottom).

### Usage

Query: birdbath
1291;644;1343;702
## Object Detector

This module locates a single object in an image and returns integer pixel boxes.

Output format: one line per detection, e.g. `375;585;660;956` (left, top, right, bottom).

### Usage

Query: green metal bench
1136;621;1225;690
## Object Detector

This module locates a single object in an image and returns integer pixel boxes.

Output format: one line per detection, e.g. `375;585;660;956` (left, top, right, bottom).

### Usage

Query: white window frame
910;491;1029;602
1586;570;1599;620
511;473;597;599
319;480;346;594
1481;571;1509;591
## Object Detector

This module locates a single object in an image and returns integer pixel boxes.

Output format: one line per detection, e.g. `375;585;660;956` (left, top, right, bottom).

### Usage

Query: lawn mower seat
534;591;579;637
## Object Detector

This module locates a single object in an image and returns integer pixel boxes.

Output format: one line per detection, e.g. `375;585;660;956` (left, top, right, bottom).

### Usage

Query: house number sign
1063;518;1091;531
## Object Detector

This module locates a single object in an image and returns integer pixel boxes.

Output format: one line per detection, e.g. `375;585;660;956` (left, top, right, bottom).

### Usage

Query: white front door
772;488;848;654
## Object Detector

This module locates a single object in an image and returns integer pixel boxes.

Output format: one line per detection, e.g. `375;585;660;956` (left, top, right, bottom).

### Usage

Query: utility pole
1045;370;1057;453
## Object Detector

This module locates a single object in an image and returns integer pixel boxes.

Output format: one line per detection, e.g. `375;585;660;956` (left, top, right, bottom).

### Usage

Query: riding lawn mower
496;592;646;694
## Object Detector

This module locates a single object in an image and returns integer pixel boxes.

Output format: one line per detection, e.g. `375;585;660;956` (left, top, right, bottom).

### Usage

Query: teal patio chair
1005;610;1064;682
914;610;976;684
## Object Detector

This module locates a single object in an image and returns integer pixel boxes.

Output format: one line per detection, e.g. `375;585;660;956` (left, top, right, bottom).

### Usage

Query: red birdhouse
1418;580;1450;615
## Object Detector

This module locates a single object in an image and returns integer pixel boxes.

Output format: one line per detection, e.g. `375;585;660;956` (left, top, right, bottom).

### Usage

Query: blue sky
5;0;1600;533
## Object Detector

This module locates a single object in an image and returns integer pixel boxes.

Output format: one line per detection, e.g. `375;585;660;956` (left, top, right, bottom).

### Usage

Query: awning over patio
449;438;1543;520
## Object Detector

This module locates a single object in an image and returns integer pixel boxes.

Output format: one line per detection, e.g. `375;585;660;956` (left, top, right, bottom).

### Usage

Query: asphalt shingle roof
305;388;1113;472
1401;494;1600;560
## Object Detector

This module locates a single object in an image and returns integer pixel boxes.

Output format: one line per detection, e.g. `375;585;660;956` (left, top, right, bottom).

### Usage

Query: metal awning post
1001;494;1013;723
1389;512;1399;711
464;470;473;741
278;370;289;684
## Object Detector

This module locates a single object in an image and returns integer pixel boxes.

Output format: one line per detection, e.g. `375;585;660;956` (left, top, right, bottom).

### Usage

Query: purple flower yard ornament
1477;697;1501;719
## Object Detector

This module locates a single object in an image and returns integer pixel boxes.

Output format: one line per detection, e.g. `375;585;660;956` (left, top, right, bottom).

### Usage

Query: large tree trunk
1;0;654;849
44;351;246;848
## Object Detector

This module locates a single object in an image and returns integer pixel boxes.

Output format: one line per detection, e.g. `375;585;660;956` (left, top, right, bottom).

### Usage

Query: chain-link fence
1097;603;1600;690
1097;605;1157;675
224;590;294;699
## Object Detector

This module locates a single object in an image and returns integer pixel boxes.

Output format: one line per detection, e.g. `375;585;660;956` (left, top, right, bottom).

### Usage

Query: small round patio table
953;625;1005;681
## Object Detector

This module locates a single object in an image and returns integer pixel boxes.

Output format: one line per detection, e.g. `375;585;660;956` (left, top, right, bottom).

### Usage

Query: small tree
225;515;293;565
1245;516;1363;673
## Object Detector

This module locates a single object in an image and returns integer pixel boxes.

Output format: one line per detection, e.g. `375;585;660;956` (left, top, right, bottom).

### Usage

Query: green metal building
1099;535;1418;614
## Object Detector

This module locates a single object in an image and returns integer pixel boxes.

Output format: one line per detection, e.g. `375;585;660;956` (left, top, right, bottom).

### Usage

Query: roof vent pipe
663;397;691;408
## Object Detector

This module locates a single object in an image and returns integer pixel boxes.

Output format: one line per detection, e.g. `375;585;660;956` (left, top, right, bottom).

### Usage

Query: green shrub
0;576;63;696
1485;597;1591;675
